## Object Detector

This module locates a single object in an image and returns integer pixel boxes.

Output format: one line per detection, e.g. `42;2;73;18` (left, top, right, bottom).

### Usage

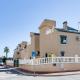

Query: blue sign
32;50;36;58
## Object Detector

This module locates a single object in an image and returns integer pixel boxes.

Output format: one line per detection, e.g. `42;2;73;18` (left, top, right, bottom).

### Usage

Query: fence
18;56;80;65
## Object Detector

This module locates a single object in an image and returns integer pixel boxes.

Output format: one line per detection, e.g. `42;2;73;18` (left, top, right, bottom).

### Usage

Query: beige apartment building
13;19;80;73
39;19;80;57
13;32;40;60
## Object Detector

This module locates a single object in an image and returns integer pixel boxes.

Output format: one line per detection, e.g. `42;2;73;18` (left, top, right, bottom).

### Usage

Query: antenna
78;22;80;32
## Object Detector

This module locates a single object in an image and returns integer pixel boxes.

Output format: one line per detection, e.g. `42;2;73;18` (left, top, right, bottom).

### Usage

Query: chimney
63;21;68;30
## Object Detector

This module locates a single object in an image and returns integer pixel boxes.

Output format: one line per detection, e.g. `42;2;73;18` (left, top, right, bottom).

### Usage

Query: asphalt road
0;66;27;80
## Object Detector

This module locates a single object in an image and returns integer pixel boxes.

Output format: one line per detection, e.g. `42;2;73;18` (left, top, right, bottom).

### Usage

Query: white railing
19;59;33;65
19;56;80;65
7;57;80;65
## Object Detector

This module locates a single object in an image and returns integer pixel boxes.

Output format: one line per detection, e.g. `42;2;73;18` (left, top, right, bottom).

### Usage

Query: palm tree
4;46;9;59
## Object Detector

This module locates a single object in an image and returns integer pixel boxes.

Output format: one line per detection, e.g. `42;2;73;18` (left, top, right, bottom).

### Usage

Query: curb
14;68;80;77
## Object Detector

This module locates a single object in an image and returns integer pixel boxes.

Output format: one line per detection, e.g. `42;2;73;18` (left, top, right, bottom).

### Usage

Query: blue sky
0;0;80;57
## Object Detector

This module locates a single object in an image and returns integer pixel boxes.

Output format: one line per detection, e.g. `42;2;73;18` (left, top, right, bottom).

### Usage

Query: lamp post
33;57;35;76
32;50;36;76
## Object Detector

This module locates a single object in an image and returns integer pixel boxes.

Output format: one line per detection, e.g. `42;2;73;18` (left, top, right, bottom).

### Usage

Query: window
37;51;40;56
17;52;20;54
60;35;67;44
30;56;31;59
76;36;80;41
61;51;65;56
24;45;27;48
45;53;48;57
18;44;21;47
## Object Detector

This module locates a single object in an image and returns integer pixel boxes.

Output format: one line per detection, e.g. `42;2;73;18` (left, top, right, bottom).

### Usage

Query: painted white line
0;67;17;71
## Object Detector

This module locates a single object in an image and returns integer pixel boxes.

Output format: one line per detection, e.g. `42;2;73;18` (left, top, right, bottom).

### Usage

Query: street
0;66;80;80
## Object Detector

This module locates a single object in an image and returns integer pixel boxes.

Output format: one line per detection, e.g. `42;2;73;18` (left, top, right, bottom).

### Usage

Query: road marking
0;68;17;71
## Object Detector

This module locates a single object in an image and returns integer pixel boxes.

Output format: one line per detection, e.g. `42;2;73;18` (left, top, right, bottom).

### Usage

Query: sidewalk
4;65;80;76
43;71;80;76
15;68;80;76
13;68;36;76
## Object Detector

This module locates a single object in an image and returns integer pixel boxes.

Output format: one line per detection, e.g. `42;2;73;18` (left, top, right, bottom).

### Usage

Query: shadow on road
0;66;24;76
